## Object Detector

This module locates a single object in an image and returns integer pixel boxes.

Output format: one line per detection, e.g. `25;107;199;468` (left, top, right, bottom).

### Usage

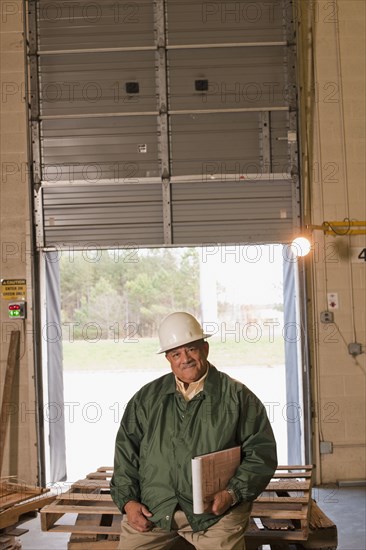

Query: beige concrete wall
302;0;366;482
0;0;38;483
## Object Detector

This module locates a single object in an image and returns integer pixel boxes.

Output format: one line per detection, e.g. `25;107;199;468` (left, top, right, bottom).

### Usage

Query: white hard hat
157;312;211;353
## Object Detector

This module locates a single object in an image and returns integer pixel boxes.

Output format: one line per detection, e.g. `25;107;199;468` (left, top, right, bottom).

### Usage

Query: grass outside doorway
63;335;285;371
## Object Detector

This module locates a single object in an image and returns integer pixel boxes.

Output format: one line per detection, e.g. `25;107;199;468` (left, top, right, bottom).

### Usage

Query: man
111;312;277;550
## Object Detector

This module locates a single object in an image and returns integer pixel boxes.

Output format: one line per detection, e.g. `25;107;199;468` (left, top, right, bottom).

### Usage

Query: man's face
165;340;209;384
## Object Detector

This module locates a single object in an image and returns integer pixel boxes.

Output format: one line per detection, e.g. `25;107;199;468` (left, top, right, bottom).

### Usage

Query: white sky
199;244;284;305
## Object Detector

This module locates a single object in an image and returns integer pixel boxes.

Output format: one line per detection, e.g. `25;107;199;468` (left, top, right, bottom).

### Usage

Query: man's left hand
204;489;233;515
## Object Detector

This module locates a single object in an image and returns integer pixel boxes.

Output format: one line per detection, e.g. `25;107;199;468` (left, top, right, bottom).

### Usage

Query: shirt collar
162;363;221;397
175;364;210;401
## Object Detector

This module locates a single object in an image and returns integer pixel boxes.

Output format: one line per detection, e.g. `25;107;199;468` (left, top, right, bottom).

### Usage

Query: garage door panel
171;180;292;200
41;116;158;133
44;226;165;247
39;52;157;116
168;47;288;111
44;207;163;225
171;180;291;199
40;55;154;73
173;199;292;221
42;164;161;183
30;0;299;248
43;165;161;183
42;145;159;159
166;0;286;45
43;186;163;204
172;220;293;245
171;179;293;243
41;116;160;181
43;183;164;246
42;136;157;149
38;0;155;51
170;112;263;176
42;145;159;157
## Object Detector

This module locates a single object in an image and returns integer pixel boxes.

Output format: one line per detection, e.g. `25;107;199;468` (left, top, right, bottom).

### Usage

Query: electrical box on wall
348;342;363;357
8;302;27;319
320;441;333;454
320;311;334;323
327;292;339;310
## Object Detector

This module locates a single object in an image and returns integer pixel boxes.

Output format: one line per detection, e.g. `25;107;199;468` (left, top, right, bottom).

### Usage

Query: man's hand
203;489;233;516
124;500;154;532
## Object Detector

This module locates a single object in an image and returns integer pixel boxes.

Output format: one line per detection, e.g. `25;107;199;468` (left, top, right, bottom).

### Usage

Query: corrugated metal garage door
27;0;300;248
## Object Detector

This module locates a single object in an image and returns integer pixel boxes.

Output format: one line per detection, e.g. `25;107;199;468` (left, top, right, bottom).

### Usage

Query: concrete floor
311;486;366;550
16;486;365;550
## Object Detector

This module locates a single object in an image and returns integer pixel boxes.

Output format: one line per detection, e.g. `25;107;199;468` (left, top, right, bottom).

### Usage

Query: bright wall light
290;236;312;257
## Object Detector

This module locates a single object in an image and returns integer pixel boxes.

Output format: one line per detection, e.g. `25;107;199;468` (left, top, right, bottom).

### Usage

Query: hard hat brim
157;333;211;354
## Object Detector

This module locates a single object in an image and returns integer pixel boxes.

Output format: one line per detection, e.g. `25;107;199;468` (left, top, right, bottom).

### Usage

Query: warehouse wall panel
0;0;39;484
298;0;366;483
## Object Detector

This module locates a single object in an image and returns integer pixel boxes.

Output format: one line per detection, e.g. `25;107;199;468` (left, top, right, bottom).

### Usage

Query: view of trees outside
60;248;201;340
59;245;288;480
60;245;284;344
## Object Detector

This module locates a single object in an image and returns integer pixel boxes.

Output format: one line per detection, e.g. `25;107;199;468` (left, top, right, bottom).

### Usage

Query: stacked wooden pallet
246;465;313;547
0;479;55;550
41;468;118;550
40;465;337;550
0;534;21;550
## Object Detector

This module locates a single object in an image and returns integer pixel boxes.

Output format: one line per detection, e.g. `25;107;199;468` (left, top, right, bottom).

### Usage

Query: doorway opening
43;244;305;483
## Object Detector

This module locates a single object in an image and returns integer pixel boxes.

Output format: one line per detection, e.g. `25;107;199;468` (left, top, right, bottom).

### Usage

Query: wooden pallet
246;465;314;545
85;467;113;481
0;480;55;530
0;533;22;550
41;469;119;550
300;500;338;550
39;465;336;550
246;500;338;550
67;503;338;550
1;481;45;508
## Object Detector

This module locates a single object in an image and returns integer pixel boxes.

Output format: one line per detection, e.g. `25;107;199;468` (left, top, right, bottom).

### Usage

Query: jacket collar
162;363;221;397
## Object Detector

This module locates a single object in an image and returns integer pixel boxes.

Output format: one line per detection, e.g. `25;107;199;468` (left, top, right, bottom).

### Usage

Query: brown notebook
191;446;241;514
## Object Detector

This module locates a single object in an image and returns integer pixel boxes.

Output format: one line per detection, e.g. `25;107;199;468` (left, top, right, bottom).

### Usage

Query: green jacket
110;364;277;532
